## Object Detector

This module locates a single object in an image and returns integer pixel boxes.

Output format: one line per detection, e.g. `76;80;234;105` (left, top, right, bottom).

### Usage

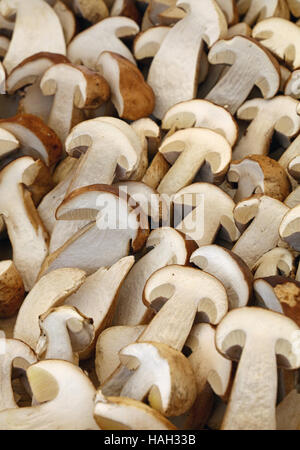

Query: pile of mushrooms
1;0;300;431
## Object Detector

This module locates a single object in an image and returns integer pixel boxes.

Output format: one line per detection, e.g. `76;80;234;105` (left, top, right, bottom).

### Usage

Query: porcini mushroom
279;205;300;251
252;247;295;279
0;128;19;160
205;36;280;114
233;96;300;159
0;360;100;429
191;245;252;310
237;0;289;26
216;307;300;430
97;52;154;121
13;267;86;350
0;0;66;74
157;128;232;196
0;260;24;318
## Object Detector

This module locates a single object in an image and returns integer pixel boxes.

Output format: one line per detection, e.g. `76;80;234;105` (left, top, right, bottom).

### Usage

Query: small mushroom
233;96;300;159
0;0;66;74
0;360;100;429
216;307;300;430
237;0;290;26
36;306;94;364
161;99;238;147
40;63;110;145
279;205;300;251
13;267;86;350
119;341;197;417
67;16;139;70
94;392;176;430
97;51;154;121
232;195;289;269
254;276;300;326
157;128;232;196
0;260;24;318
191;245;252;310
113;227;195;327
253;18;300;69
205;36;280;114
252;247;295;279
228;155;291;202
0;338;36;411
173;183;240;247
95;325;146;385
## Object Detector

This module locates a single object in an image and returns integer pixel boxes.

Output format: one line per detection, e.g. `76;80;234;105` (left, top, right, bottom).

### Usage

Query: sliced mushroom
228;155;291;202
133;26;170;61
205;36;280;114
191;245;252;310
216;307;300;430
233;96;300;159
97;52;154;121
94;392;176;430
36;305;94;364
119;341;197;417
73;0;109;23
0;360;99;429
227;22;252;38
54;0;76;44
252;247;295;279
157;128;232;196
254;276;300;326
130;117;160;179
173;183;240;247
0;260;24;318
253;18;300;69
0;0;66;74
110;0;141;23
142;152;170;190
113;227;194;327
285;185;300;208
157;5;185;26
161;99;238;146
13;267;86;350
237;0;289;25
216;0;238;25
0;114;63;168
67;17;139;70
65;256;134;358
288;155;300;182
147;0;227;118
232;195;289;269
95;325;146;385
0;128;19;160
40;63;110;145
279;205;300;251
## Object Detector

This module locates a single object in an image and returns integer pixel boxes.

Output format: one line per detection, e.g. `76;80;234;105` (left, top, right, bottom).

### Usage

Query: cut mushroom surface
279;205;300;251
237;0;290;26
252;247;295;279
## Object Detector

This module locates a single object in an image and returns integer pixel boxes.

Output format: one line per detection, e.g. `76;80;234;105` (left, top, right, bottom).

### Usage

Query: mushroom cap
216;306;300;369
191;245;253;310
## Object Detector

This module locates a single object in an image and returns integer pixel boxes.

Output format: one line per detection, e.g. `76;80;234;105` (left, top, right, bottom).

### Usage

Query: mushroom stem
222;339;277;430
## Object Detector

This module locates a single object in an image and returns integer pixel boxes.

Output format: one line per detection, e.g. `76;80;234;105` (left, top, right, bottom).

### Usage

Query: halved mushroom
119;341;197;417
13;267;86;350
0;338;36;411
191;245;252;310
161;99;238;146
36;305;94;364
237;0;289;25
41;185;148;275
133;26;170;61
113;227;194;327
287;0;300;16
97;52;154;121
183;323;232;428
252;247;295;279
157;5;185;25
0;360;100;429
205;36;280;114
73;0;109;23
157;128;232;196
279;205;300;251
95;325;146;385
173;183;240;247
67;17;139;70
0;157;52;290
40;63;110;145
228;155;291;202
285;185;300;208
94;392;176;430
232;195;289;269
53;0;76;44
254;276;300;326
0;0;66;74
147;0;227;119
0;114;63;168
216;0;238;25
276;389;300;430
288;155;300;182
216;307;300;430
0;260;24;318
233;96;300;159
65;256;134;358
253;18;300;69
0;128;19;160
